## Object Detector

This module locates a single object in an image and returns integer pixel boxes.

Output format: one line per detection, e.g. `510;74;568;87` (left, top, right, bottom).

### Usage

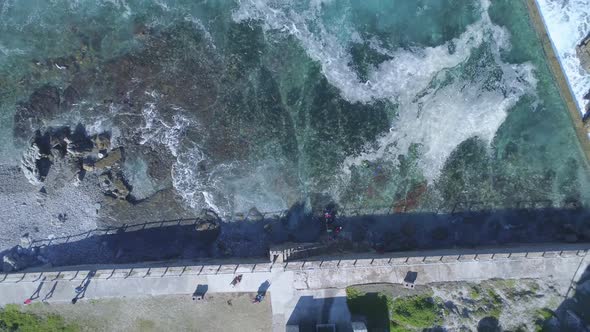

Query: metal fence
21;197;584;250
2;245;587;283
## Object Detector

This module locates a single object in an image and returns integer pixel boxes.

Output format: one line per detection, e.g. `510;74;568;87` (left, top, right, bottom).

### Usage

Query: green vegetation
470;285;481;299
391;294;442;329
533;308;555;332
0;304;78;332
485;289;503;318
389;321;411;332
345;287;392;331
346;287;444;331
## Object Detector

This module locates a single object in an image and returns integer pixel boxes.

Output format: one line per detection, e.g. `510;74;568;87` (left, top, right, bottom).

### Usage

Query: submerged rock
13;85;61;140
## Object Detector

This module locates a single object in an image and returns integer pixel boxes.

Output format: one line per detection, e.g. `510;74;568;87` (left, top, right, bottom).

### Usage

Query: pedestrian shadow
257;280;271;295
42;281;58;302
71;270;96;304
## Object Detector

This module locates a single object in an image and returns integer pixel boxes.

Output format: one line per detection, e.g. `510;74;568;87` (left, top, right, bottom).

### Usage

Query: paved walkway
1;247;588;331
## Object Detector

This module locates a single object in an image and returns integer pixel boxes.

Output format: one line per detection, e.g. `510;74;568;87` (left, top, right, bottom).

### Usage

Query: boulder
94;148;123;169
247;207;264;222
93;134;111;151
112;176;130;199
64;136;93;156
99;171;130;200
2;254;19;272
62;85;80;108
20;233;32;247
13;85;61;140
20;142;50;185
82;162;95;172
196;220;220;232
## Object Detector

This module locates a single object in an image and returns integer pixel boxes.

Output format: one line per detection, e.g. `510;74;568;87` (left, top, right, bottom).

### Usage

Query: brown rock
93;134;111;151
82;162;95;172
111;176;130;199
98;171;130;200
195;220;219;231
94;148;123;169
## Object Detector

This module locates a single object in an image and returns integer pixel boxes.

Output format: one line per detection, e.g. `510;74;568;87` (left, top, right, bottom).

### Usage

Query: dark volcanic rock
13;85;61;141
98;188;199;226
99;170;131;200
62;85;81;108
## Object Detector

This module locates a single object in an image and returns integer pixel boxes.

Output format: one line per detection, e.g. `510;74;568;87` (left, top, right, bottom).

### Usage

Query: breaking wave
233;0;538;184
536;0;590;113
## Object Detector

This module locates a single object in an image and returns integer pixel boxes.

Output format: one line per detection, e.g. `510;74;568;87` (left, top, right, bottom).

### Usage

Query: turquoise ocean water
0;0;588;216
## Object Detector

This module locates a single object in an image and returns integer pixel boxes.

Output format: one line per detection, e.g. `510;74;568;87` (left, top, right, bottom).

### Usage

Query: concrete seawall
525;0;590;164
1;243;588;286
1;242;588;331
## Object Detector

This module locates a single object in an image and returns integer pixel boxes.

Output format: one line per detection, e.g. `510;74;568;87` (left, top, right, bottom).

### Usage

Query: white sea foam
537;0;590;113
233;0;537;185
138;102;191;157
172;153;293;216
138;91;291;215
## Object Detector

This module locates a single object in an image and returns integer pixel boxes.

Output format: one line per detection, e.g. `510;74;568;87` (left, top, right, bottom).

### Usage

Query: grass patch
391;294;442;329
534;308;554;332
0;304;78;332
536;308;554;321
346;287;392;331
389;320;411;332
470;286;481;299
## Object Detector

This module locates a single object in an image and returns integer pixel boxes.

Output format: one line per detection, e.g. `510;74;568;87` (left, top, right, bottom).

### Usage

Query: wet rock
82;161;95;172
20;142;50;185
2;254;19;272
73;170;85;186
62;85;80;108
94;148;123;169
196;220;220;232
99;171;130;200
64;136;93;157
247;207;264;222
93;133;111;151
200;209;220;222
13;86;62;142
20;233;32;247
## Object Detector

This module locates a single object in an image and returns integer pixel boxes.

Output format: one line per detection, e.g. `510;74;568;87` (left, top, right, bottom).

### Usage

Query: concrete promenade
0;243;589;331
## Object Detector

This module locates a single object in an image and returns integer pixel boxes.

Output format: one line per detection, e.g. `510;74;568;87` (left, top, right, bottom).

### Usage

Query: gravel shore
0;164;100;251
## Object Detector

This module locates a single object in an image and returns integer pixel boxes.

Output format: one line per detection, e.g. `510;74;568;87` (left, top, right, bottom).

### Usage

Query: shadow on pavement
1;204;590;272
536;264;590;331
287;295;352;332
